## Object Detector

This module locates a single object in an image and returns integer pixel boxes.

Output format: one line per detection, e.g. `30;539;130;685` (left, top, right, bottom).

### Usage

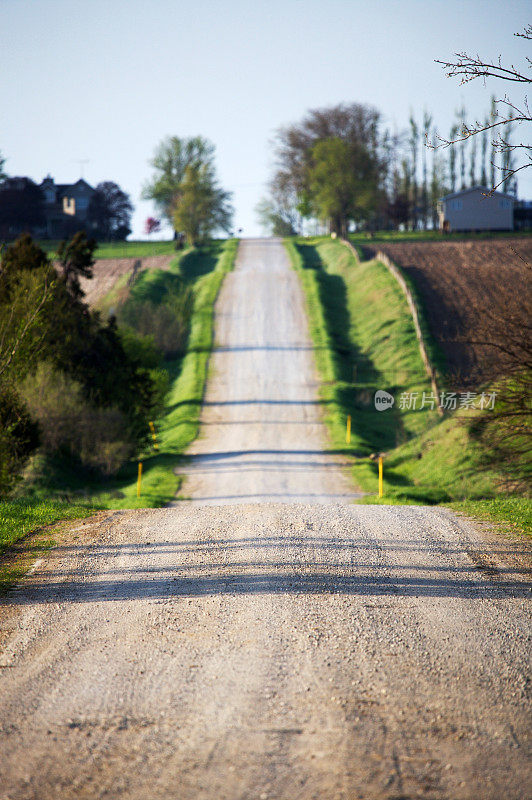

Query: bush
117;286;194;359
18;363;135;476
0;388;40;497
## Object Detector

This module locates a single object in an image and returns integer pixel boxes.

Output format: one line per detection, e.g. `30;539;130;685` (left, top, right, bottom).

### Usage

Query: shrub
18;363;135;476
0;388;40;497
117;286;194;358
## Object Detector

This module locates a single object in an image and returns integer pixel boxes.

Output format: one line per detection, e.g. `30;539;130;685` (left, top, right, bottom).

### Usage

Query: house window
450;199;463;211
499;199;511;209
76;197;89;210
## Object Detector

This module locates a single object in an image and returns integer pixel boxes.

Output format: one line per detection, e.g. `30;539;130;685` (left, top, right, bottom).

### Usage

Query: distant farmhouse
438;186;514;233
39;175;96;238
0;175;96;239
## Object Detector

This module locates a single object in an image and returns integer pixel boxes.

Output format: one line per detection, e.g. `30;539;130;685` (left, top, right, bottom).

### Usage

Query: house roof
39;177;94;195
441;185;515;202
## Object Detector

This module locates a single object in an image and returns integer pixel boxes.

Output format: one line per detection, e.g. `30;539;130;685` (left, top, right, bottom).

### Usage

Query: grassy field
23;239;238;509
348;229;532;244
287;236;531;529
36;239;178;260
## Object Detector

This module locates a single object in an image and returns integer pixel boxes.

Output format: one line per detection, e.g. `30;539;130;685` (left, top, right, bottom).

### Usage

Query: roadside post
149;421;159;451
137;462;143;499
346;415;351;445
378;456;383;498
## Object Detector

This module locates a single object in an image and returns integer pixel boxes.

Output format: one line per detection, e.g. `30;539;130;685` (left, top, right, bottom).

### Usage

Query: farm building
438;186;514;232
39;175;96;238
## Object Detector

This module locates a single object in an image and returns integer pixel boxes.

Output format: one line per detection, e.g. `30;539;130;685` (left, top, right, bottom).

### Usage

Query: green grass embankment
287;237;530;522
24;239;238;509
94;238;238;508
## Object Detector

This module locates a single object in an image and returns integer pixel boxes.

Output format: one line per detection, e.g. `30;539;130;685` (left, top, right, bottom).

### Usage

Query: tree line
257;97;520;238
0;233;170;496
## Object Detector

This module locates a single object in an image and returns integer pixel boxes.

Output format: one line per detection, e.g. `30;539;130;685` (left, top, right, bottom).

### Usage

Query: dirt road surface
175;239;359;504
0;240;530;799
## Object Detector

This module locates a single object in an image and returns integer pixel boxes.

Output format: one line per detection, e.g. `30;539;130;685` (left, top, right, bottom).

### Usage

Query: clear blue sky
1;0;530;237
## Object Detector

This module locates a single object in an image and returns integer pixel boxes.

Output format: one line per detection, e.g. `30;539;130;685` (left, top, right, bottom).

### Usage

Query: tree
172;163;233;245
144;217;161;235
434;25;532;191
255;198;297;236
0;177;45;237
0;151;7;181
142;136;216;227
421;110;433;227
270;102;384;231
56;231;97;299
408;114;419;229
88;181;133;240
307;138;378;236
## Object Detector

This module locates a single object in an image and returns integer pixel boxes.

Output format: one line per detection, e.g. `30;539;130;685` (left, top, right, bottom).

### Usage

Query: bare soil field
365;239;532;388
70;254;175;306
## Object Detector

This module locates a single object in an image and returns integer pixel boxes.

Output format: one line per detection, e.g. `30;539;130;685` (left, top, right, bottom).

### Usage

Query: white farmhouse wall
440;188;513;231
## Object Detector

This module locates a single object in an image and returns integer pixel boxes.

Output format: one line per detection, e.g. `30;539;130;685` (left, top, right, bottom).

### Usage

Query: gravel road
0;239;530;799
174;238;359;504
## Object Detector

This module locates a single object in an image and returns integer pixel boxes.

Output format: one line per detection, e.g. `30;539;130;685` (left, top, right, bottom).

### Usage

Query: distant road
174;238;359;504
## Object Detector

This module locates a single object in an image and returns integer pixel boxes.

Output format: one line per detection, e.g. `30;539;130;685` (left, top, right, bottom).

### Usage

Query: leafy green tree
172;162;233;245
307;138;378;236
142;136;215;227
271;103;384;230
408;114;419;229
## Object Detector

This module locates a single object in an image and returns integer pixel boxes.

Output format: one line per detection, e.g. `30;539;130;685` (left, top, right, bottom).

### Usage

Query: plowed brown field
59;254;175;306
366;239;532;388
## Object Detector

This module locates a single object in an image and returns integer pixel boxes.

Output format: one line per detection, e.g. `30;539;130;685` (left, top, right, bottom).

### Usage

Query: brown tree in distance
432;25;531;192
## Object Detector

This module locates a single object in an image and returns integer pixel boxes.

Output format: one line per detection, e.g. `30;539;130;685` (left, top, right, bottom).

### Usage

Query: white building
438;186;514;232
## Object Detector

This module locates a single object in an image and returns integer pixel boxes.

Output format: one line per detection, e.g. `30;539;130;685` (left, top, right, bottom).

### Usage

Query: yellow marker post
378;456;383;498
149;421;159;451
346;415;351;445
137;461;143;499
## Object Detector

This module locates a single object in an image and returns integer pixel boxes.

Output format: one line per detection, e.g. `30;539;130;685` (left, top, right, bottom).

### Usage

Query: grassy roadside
287;236;530;527
0;499;99;590
93;238;238;508
285;236;438;495
448;497;531;538
21;239;238;509
36;240;178;260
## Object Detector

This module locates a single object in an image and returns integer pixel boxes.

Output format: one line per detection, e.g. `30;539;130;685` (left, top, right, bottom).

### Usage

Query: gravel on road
0;504;530;799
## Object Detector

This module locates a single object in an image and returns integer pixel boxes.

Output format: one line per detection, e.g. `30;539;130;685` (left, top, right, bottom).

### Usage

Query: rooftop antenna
74;158;90;179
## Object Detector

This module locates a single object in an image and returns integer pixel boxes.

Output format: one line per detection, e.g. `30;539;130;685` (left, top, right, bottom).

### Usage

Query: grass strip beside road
287;236;529;516
38;240;178;260
285;236;437;496
96;238;238;508
449;497;531;538
0;499;99;590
